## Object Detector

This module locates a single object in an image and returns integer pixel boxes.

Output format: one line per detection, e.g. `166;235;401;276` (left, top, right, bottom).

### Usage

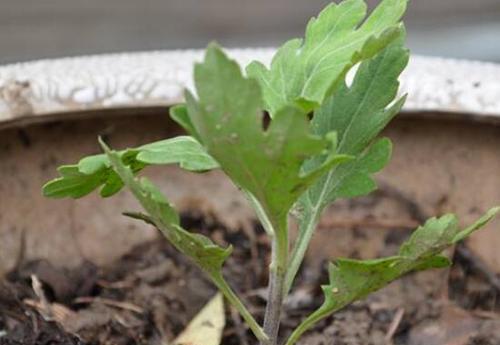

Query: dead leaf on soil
173;293;225;345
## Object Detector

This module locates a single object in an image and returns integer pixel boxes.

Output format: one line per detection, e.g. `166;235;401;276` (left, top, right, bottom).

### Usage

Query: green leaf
302;37;408;210
286;38;408;292
400;207;500;258
182;43;351;234
42;136;219;199
327;137;392;199
41;165;107;198
100;139;230;273
137;136;219;171
285;208;500;345
100;140;267;342
326;208;500;311
247;0;408;115
170;104;201;142
122;211;156;226
453;207;500;243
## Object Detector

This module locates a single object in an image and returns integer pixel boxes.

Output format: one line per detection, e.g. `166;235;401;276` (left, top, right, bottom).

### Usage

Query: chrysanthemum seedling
43;1;499;344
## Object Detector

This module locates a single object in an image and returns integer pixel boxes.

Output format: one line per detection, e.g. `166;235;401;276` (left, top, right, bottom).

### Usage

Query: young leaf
181;44;351;234
100;139;229;272
137;136;218;171
42;165;109;199
286;37;409;292
303;36;409;209
286;207;500;345
100;139;267;342
180;46;353;341
42;136;218;199
247;0;407;115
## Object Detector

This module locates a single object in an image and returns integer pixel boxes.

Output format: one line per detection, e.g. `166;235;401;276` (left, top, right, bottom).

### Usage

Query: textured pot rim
0;48;499;130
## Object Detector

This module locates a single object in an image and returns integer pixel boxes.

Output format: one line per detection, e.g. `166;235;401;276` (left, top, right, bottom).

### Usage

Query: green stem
285;208;321;295
262;216;289;345
211;271;269;343
284;306;330;345
245;191;275;236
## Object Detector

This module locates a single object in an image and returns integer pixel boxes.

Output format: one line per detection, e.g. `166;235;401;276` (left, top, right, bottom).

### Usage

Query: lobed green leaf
325;208;500;312
247;0;408;115
286;37;409;292
300;36;409;213
98;140;266;341
42;136;219;199
42;165;108;199
286;207;500;345
100;139;231;273
178;43;352;235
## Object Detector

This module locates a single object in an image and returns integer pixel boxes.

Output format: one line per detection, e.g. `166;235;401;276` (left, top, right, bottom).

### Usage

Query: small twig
30;275;52;320
384;308;404;342
23;299;75;324
25;283;76;339
73;296;144;314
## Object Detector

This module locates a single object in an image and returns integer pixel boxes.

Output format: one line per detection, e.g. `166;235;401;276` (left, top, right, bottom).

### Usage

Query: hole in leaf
261;111;271;130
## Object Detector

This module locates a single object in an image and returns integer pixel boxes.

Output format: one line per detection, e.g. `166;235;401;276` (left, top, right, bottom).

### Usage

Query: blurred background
1;0;499;64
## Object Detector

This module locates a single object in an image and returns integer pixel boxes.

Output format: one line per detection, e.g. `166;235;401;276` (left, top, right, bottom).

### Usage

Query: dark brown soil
1;197;499;345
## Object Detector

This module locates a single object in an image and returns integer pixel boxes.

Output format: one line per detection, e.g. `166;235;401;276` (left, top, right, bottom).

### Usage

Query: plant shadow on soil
0;190;499;345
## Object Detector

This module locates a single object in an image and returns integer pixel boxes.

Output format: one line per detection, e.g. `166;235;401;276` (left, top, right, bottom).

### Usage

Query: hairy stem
261;216;289;345
211;271;269;343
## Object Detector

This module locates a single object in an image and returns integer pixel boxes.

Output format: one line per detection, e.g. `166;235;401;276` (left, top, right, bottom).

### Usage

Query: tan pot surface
0;50;499;277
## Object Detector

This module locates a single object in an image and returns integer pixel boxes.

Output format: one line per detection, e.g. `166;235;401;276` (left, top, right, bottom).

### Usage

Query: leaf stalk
211;271;269;343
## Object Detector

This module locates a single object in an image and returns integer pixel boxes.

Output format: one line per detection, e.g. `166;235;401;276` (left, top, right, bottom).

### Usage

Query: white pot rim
1;48;499;129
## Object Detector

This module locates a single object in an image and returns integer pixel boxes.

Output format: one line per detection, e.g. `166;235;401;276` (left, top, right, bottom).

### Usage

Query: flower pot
0;50;499;344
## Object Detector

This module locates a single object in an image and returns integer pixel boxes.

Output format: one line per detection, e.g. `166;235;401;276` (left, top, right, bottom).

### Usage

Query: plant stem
262;216;289;345
211;272;269;343
285;209;320;295
245;191;275;236
284;306;329;345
